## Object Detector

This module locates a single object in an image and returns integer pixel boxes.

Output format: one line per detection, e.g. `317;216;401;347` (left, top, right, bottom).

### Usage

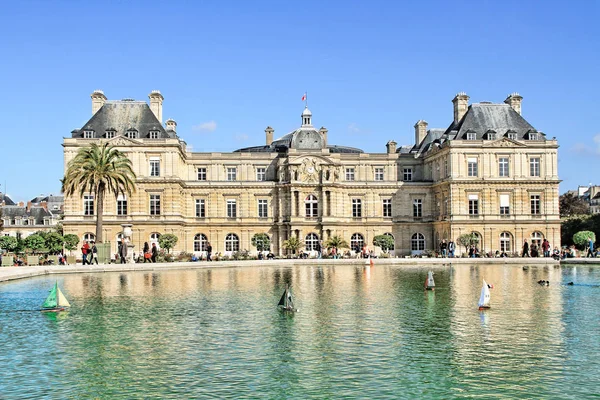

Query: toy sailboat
478;279;491;310
41;282;71;312
278;285;298;312
425;271;435;291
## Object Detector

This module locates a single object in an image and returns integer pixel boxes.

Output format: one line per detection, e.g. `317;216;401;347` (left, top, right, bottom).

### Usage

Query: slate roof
30;194;64;213
1;205;54;225
0;192;15;206
72;101;176;139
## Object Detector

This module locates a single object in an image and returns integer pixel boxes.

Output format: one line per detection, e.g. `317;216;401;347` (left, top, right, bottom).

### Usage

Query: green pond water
0;263;599;399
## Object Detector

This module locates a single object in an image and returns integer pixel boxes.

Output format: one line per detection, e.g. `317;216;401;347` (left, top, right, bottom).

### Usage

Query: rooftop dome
302;107;312;116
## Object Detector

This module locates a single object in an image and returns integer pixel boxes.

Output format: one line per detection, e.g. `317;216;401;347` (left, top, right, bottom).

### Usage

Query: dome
301;107;312;116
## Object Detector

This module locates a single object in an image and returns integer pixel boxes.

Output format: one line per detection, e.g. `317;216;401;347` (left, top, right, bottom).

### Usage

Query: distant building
62;90;560;256
0;193;64;238
571;185;600;214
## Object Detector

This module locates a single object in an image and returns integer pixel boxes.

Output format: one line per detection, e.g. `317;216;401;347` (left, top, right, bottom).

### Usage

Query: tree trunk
96;187;105;243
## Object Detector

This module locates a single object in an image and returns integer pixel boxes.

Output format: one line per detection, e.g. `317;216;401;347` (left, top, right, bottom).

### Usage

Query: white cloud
571;134;600;155
235;133;249;142
348;123;361;133
192;121;217;132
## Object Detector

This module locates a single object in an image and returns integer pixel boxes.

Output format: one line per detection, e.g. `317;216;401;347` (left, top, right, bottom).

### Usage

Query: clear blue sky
0;1;598;201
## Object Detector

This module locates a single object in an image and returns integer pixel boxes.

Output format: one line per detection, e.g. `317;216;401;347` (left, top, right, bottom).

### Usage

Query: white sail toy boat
278;285;298;312
478;279;491;310
425;271;435;291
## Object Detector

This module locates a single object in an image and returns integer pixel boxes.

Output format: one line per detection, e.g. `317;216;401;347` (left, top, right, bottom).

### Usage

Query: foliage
561;214;600;247
324;235;348;250
158;233;178;253
373;234;394;252
559;192;590;217
282;236;303;255
573;231;596;249
63;234;80;251
0;207;3;233
457;233;480;252
0;236;18;252
176;251;194;262
251;233;271;252
232;249;250;261
44;232;65;254
62;143;136;243
24;234;46;254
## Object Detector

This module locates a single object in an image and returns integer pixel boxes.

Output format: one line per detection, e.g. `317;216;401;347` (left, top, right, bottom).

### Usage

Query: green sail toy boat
41;282;71;312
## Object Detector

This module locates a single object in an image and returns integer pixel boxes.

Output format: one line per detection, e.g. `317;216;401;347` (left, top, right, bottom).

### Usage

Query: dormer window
83;130;94;139
466;131;476;141
528;132;539;140
125;129;138;139
105;130;116;139
506;130;517;140
485;130;497;140
149;130;160;139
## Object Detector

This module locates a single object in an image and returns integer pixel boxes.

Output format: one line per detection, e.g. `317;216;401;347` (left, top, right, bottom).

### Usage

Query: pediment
105;136;143;146
487;138;526;148
287;154;336;166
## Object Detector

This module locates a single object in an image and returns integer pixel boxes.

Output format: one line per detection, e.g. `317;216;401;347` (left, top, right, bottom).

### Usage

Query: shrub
158;234;178;253
573;231;596;250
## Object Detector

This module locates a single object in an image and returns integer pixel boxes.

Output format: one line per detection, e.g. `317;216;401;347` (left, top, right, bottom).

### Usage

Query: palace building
62;90;560;256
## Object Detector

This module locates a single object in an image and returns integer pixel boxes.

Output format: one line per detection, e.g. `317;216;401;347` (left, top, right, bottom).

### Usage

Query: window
150;194;161;215
346;168;355;181
256;167;266;181
258;199;268;218
486;131;497;140
530;194;541;215
411;233;425;251
195;199;205;218
530;157;540;177
305;195;318;218
352;198;362;218
83;130;94;139
529;132;539;140
125;129;138;139
384;233;395;250
531;231;543;248
84;195;94;216
444;158;449;177
194;234;208;252
197;167;207;181
117;194;127;216
83;233;95;242
227;167;237;181
351;233;365;251
383;199;392;217
413;199;422;217
375;167;384;181
225;233;239;251
498;157;509;177
403;168;413;182
305;233;319;251
499;194;510;215
227;199;237;218
500;232;512;252
150;233;160;247
507;132;517;140
150;158;160;177
149;130;160;139
467;158;478;177
105;130;115;139
466;132;476;140
468;194;479;215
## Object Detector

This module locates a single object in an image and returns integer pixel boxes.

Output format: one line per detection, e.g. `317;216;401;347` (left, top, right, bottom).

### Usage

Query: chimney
319;127;328;147
504;92;523;115
265;126;274;145
165;118;177;132
41;201;48;211
27;201;32;212
414;120;428;146
386;140;397;154
452;92;469;124
149;90;164;123
91;90;107;115
18;201;24;207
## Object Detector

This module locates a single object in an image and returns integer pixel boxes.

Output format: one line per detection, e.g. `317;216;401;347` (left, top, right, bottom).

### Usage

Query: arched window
411;233;425;251
305;195;318;218
305;233;319;251
150;233;160;249
225;233;239;252
500;232;512;252
384;232;395;250
83;233;95;242
351;233;365;252
531;231;544;248
471;231;482;249
194;234;208;252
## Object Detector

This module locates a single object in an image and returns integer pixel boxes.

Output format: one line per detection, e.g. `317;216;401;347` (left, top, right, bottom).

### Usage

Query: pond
0;263;598;399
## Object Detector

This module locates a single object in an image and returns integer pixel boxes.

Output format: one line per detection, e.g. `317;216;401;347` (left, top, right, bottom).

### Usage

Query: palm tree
324;235;348;251
62;143;136;243
282;236;303;256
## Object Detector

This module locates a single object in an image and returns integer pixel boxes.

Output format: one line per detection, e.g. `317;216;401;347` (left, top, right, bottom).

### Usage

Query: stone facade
62;91;560;256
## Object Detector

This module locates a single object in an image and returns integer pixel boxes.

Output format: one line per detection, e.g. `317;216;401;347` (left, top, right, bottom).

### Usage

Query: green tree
373;234;394;253
324;235;348;251
559;192;590;217
457;233;480;253
573;231;596;250
62;143;136;243
0;236;18;252
158;233;178;253
283;236;303;255
44;232;65;254
251;233;271;252
24;234;46;254
63;234;80;252
0;207;3;233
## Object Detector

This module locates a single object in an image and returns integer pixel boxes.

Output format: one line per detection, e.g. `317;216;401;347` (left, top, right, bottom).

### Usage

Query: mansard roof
1;205;54;224
0;192;15;206
72;101;176;139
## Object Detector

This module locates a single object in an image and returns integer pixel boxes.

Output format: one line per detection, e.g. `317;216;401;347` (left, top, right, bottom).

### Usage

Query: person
143;242;151;263
440;239;447;257
448;240;455;258
206;242;212;261
542;239;550;257
316;241;322;259
90;241;99;265
530;244;538;258
81;240;90;265
552;247;561;260
522;239;530;257
191;254;198;262
151;242;158;263
119;238;128;264
469;245;475;258
587;236;595;258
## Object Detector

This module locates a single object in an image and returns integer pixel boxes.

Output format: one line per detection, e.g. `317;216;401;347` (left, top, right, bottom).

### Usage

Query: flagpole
306;91;308;108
